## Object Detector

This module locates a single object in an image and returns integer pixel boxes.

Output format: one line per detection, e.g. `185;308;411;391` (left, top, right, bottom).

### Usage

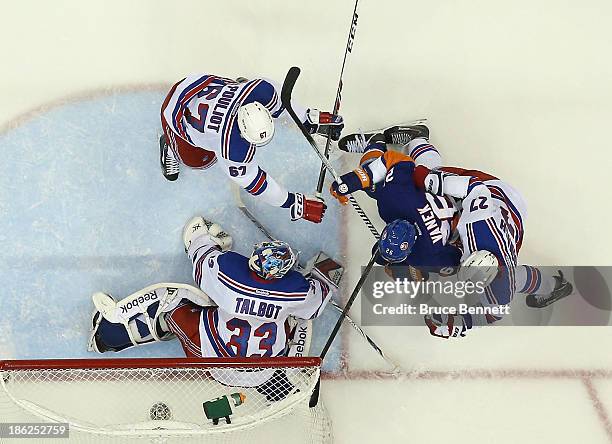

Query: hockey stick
315;0;360;199
320;250;379;360
281;66;380;239
310;250;382;407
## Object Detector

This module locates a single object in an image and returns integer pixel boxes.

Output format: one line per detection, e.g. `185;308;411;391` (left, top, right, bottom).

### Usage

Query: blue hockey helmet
378;219;418;263
249;240;297;279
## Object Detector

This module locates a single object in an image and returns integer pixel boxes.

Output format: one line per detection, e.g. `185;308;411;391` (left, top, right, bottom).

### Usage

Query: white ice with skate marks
0;90;346;369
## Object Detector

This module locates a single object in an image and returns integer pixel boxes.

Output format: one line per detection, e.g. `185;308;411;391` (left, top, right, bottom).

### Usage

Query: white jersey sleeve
217;156;290;207
216;78;307;208
291;276;333;320
185;235;225;305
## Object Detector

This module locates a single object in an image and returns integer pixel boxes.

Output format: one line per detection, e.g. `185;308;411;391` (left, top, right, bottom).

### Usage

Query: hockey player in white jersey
159;73;344;224
88;216;337;361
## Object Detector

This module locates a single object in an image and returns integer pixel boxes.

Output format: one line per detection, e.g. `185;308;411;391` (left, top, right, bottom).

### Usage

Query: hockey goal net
0;357;331;443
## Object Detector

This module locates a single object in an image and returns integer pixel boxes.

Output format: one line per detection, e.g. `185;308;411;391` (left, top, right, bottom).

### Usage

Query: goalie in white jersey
159;73;344;224
88;216;337;363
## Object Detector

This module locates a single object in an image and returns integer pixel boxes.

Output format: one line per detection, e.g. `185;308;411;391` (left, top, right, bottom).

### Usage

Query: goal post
0;357;331;443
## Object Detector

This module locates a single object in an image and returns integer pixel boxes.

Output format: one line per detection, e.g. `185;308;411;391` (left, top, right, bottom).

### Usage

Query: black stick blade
281;66;301;106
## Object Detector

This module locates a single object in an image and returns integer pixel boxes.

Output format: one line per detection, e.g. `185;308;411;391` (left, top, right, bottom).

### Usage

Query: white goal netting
0;357;331;444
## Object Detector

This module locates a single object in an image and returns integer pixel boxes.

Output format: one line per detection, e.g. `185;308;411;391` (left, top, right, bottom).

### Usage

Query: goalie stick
233;185;399;371
315;0;360;199
281;66;380;239
320;250;379;360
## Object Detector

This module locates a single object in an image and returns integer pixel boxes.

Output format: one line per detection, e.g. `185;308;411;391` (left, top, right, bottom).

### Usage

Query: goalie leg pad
88;306;173;354
87;284;216;354
88;285;202;353
90;314;146;353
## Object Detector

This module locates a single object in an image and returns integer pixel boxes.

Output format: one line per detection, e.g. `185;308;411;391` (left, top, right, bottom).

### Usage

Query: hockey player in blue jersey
159;73;344;224
329;134;462;275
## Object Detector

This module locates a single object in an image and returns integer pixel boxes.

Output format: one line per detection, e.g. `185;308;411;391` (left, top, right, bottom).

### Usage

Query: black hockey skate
526;270;574;308
159;134;180;181
338;124;429;153
384;124;429;145
337;132;386;153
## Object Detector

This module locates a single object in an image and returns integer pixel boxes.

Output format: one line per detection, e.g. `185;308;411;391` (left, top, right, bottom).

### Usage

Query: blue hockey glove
329;167;372;205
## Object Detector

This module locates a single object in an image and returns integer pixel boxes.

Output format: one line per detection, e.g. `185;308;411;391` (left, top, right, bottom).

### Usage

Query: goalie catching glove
286;192;327;223
304;108;344;141
308;252;343;291
183;216;232;252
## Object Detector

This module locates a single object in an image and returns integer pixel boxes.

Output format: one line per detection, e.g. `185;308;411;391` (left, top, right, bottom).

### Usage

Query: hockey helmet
378;219;418;263
458;250;499;287
237;102;274;146
249;240;296;279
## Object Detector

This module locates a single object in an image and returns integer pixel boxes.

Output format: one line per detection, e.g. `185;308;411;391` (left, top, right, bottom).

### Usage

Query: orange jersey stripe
359;149;384;166
382;150;414;169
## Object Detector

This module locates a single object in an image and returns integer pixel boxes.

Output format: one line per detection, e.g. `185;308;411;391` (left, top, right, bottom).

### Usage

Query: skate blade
358;118;428;136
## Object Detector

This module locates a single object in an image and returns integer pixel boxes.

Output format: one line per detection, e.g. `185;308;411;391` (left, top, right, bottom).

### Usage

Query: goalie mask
237;102;274;146
249;241;296;280
378;219;418;263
